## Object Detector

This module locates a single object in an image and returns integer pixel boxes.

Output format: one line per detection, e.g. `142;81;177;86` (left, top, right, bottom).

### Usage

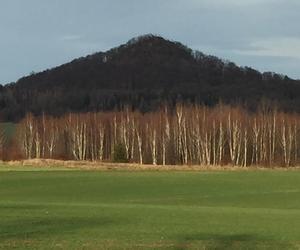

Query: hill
0;34;300;121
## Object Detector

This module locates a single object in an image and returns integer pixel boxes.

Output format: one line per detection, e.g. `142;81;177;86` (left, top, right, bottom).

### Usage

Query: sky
1;0;300;84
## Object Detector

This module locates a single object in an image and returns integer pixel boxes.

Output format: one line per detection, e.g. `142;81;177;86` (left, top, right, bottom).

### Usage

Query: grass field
0;167;300;249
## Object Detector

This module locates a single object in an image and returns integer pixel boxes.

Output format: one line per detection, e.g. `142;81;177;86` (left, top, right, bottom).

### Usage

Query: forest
1;104;299;167
1;35;300;122
0;35;299;167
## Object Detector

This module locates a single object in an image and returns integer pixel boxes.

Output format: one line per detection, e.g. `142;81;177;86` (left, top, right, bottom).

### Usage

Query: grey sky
1;0;300;84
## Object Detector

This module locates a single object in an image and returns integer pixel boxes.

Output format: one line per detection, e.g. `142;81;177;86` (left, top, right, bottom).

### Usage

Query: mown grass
0;166;299;249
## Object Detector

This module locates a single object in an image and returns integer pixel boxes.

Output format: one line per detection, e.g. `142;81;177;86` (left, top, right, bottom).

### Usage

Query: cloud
189;0;277;7
233;37;300;59
60;35;83;41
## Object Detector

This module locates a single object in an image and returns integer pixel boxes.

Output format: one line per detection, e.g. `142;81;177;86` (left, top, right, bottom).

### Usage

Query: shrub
113;143;128;163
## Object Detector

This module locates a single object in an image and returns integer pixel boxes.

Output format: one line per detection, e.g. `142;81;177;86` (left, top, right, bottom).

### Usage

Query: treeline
1;104;299;167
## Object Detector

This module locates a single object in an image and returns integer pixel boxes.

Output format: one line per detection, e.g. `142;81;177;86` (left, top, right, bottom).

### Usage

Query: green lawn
0;167;299;249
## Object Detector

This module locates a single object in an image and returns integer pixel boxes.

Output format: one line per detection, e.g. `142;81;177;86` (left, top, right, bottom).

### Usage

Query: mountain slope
0;34;300;121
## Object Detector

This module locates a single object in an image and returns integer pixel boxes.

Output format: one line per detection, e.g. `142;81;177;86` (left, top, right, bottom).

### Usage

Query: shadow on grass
0;216;118;239
173;233;294;250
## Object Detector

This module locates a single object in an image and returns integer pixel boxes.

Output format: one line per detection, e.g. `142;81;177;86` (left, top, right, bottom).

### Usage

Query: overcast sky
1;0;300;84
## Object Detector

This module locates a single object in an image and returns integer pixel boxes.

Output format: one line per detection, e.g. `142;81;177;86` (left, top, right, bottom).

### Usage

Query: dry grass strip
2;159;300;172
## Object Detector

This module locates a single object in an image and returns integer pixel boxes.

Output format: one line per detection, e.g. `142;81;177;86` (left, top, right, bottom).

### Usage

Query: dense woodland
0;35;299;166
0;34;300;122
0;104;299;167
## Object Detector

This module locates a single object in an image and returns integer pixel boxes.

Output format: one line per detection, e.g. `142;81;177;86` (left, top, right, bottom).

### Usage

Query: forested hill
1;34;300;121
